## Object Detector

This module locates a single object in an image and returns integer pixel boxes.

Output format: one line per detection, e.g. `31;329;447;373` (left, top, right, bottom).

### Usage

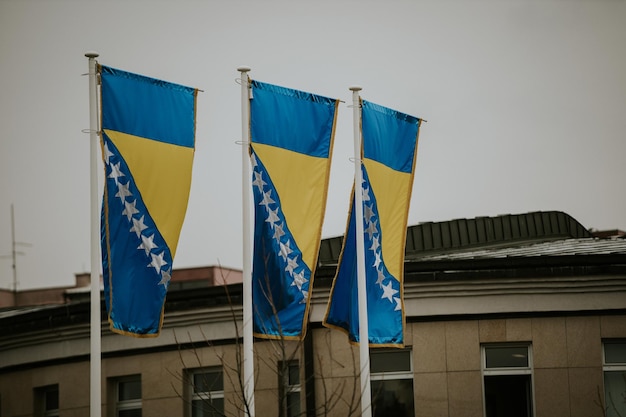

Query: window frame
115;375;142;417
278;360;301;417
34;384;59;417
602;340;626;417
370;349;413;382
603;340;626;369
369;348;415;417
481;343;535;417
187;367;225;417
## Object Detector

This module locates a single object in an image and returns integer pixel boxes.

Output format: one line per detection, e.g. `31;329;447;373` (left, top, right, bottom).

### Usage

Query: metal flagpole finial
85;51;99;59
237;66;251;73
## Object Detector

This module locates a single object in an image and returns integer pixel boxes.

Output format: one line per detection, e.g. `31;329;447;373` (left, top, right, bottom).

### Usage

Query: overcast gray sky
1;0;625;290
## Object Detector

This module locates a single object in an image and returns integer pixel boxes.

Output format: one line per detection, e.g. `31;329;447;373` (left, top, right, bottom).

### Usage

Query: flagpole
238;66;255;417
85;51;102;417
350;86;372;417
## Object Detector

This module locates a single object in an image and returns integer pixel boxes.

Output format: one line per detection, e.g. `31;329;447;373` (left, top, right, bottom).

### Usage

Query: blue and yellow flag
99;65;197;337
249;80;338;340
324;100;421;346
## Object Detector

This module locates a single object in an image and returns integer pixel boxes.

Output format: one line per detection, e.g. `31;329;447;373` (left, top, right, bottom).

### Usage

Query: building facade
1;211;626;417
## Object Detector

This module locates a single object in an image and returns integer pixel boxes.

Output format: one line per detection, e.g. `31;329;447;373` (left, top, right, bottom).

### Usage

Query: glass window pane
44;387;59;410
288;364;300;386
287;392;301;417
119;379;141;401
605;343;626;364
194;371;224;393
371;379;414;417
212;398;224;414
605;371;626;417
118;409;142;417
192;398;224;417
484;375;532;417
485;346;529;368
370;350;411;373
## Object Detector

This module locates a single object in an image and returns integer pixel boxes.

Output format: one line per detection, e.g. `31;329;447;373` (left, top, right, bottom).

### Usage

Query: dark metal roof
405;211;592;255
318;210;593;266
412;237;626;262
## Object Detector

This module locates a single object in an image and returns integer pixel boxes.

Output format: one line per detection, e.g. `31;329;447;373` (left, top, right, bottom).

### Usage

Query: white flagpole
85;51;102;417
238;66;255;417
350;86;372;417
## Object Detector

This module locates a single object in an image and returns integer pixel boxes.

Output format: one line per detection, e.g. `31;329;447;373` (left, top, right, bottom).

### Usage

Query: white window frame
603;340;626;371
188;367;225;417
115;375;142;417
282;361;301;417
370;348;414;417
602;340;626;417
481;343;535;417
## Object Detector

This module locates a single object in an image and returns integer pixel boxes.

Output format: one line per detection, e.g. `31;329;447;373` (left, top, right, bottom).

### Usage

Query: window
34;385;59;417
603;341;626;417
370;349;414;417
482;344;533;417
115;376;142;417
189;368;224;417
279;361;301;417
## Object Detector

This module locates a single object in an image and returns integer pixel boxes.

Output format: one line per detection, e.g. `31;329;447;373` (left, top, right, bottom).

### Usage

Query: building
1;211;626;417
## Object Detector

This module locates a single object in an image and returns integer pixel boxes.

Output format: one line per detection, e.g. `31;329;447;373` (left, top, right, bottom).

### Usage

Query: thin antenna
11;204;16;292
1;204;31;292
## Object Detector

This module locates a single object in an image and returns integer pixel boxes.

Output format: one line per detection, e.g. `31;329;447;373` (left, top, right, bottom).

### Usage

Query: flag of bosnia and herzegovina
324;99;421;347
249;80;339;340
99;65;197;337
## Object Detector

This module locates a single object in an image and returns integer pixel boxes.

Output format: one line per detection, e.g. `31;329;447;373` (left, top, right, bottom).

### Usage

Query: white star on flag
381;280;399;303
148;251;168;274
265;207;280;228
364;204;375;223
375;269;386;287
279;240;293;262
108;162;125;184
103;143;114;165
285;255;299;275
361;185;371;202
130;215;148;238
260;190;275;209
365;220;378;240
273;222;285;240
373;251;382;269
370;235;380;252
138;234;158;256
115;181;132;203
291;270;308;291
159;268;172;286
252;171;266;191
122;200;139;221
